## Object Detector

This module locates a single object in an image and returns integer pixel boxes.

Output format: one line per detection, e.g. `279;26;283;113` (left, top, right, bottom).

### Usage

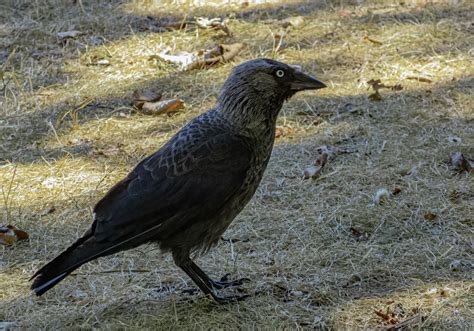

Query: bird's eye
275;69;285;78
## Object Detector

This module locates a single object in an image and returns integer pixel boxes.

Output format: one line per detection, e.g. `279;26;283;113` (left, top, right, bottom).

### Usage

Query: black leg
189;261;250;290
178;261;249;304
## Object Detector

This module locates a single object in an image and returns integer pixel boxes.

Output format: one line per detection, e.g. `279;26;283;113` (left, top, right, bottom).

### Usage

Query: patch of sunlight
331;280;473;329
0;160;112;210
122;0;292;16
0;270;29;302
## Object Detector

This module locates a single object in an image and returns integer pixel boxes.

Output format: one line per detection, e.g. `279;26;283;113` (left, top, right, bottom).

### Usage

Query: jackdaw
31;58;326;303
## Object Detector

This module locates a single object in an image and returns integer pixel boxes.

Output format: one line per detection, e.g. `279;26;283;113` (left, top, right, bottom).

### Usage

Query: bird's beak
290;70;327;91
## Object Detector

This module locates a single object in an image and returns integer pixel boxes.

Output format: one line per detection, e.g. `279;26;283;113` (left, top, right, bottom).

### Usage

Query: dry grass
1;0;473;329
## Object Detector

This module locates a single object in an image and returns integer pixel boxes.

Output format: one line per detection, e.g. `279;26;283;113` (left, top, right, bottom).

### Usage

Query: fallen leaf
304;150;329;179
406;76;432;83
152;52;198;70
374;309;399;325
450;152;473;173
140;98;185;116
373;188;390;205
367;79;403;92
154;43;245;71
303;165;320;179
423;212;437;221
195;17;232;36
367;79;403;101
132;89;162;108
363;35;383;45
275;125;294;138
0;224;29;246
392;187;402;195
57;30;84;40
187;43;245;70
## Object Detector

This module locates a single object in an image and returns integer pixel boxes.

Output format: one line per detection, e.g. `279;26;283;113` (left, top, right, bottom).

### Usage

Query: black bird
31;58;326;303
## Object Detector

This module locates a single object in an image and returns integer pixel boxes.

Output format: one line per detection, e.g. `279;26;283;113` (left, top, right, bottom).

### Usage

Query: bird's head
218;58;326;126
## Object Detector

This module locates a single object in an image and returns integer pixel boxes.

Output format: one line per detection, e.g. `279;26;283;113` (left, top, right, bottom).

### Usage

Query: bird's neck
216;91;284;133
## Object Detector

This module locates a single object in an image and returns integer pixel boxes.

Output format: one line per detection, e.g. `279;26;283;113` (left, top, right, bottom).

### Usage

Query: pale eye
275;69;285;78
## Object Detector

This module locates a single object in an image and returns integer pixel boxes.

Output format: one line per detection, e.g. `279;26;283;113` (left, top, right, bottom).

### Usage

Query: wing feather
92;116;251;244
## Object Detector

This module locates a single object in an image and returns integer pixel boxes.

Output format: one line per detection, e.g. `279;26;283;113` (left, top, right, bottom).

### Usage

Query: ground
0;0;473;329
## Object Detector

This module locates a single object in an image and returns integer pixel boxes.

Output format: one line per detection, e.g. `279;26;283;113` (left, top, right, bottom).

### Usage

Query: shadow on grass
1;73;472;165
1;0;471;165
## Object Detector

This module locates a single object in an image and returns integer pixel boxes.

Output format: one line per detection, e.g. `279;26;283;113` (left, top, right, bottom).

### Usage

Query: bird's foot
211;273;250;290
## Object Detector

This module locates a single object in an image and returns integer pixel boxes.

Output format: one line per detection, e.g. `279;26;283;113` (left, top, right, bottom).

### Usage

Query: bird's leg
178;261;249;304
189;261;249;290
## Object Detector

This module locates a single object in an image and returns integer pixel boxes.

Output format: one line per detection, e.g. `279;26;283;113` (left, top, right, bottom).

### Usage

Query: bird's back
91;109;275;258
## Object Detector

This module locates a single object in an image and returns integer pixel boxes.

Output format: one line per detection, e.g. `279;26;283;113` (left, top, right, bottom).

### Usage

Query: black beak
290;70;326;91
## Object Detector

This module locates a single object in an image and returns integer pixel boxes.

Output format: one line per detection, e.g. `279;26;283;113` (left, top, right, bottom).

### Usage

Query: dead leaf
0;224;29;246
304;150;329;179
450;152;473;173
140;98;185;116
202;45;224;59
57;30;84;40
406;76;432;83
132;89;162;108
363;35;383;45
195;17;232;36
367;79;403;101
152;52;198;70
373;188;390;205
367;79;403;92
303;165;320;179
423;212;437;221
275;125;295;138
392;187;402;195
187;43;245;70
374;309;399;325
154;43;244;71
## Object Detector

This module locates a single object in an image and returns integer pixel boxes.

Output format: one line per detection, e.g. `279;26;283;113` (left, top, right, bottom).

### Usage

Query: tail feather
31;227;103;296
31;219;164;296
32;271;70;296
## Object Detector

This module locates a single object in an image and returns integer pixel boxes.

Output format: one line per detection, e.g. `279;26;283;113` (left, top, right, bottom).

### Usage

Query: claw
212;276;251;289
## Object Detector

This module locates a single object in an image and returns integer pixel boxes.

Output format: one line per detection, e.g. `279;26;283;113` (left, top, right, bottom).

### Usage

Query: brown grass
1;0;473;329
